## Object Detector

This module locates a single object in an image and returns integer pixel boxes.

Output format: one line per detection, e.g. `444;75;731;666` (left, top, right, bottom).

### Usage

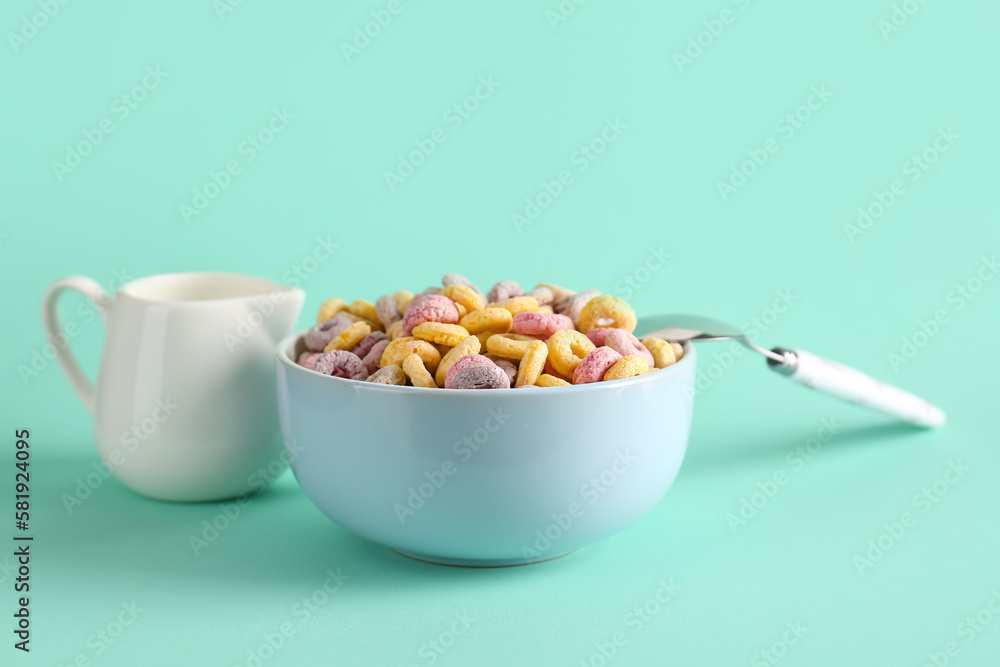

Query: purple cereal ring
313;350;367;380
375;294;401;329
511;312;574;340
445;354;493;389
605;329;655;368
572;346;623;384
451;363;511;389
585;327;617;347
402;294;460;335
418;286;441;296
442;273;485;299
297;351;321;370
352;331;388;359
493;358;518;384
304;315;353;351
487;280;524;303
362;339;390;374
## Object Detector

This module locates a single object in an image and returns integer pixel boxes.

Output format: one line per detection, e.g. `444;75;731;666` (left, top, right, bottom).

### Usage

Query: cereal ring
418;286;441;296
305;316;353;351
380;337;441;373
402;354;438;388
316;297;347;324
515;340;548;387
641;337;677;369
347;299;378;323
605;329;655;368
546;329;596;377
442;273;485;298
323;321;371;353
511;311;574;340
534;282;575;301
535;374;570;387
487;280;524;303
450;363;511;390
572;346;623;384
554;289;600;325
402;294;460;335
351;331;388;359
604;355;650;381
314;350;368;380
584;327;617;347
435;335;482;386
440;284;485;313
432;343;452;357
489;296;539;315
492;358;518;385
577;295;637;333
475;332;493;350
455;303;468;319
297;351;321;370
375;294;401;329
537;306;554;314
386;320;406;340
486;333;536;360
445;354;493;388
362;339;390;374
412;322;470;347
366;364;405;385
335;311;384;332
393;290;414;313
670;342;685;361
525;286;554;306
543;358;572;383
459;307;513;334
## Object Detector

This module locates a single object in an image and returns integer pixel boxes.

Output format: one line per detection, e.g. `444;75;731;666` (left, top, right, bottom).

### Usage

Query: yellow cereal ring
535;373;570;387
337;311;384;332
489;296;539;315
441;284;485;313
543;358;572;383
402;354;438;388
641;337;677;369
459;307;513;334
380;337;441;373
347;299;378;322
604;355;650;381
393;290;414;312
323;321;371;352
316;297;347;324
386;320;405;340
486;333;536;360
534;283;575;301
670;342;685;361
577;295;637;333
537;305;554;314
412;322;470;347
433;343;452;357
515;340;548;387
435;335;482;386
475;332;493;350
546;329;595;377
455;303;468;318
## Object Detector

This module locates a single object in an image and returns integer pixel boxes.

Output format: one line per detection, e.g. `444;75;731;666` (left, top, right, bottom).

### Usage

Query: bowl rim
275;329;696;395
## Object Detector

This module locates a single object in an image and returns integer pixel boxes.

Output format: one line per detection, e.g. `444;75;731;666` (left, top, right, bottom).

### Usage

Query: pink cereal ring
351;331;387;359
487;280;524;303
402;294;460;335
572;346;623;384
605;329;655;368
304;315;353;351
511;312;574;340
444;354;493;389
361;338;390;374
297;351;321;370
313;350;368;380
585;327;617;347
451;363;511;390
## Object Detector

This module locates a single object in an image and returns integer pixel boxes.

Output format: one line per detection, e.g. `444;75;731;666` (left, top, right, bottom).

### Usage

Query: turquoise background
2;0;999;665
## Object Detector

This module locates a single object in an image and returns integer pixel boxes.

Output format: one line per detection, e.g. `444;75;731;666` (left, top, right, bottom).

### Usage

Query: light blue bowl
275;332;696;567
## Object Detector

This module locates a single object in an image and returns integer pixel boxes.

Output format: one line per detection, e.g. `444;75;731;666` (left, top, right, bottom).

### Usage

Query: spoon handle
767;348;946;428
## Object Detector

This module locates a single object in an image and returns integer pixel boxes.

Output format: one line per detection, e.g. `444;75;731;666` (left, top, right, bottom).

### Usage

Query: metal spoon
637;314;946;428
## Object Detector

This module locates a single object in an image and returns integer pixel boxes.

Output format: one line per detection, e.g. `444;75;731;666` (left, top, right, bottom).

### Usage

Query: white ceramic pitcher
41;272;305;502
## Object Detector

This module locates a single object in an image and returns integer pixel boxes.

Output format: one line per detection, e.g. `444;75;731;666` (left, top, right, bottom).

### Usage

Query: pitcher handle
40;276;111;415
